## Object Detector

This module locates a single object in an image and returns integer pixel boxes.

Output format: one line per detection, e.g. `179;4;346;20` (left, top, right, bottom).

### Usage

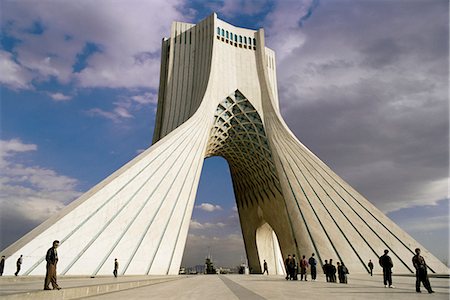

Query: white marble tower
1;13;447;276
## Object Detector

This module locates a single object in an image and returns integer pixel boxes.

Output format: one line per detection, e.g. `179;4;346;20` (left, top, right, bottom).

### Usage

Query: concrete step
0;276;184;300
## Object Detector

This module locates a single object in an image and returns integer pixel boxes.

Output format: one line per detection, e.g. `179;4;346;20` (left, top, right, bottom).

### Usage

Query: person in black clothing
262;259;268;275
113;258;119;278
14;255;22;276
308;253;317;280
0;256;5;276
44;240;61;290
285;255;294;280
329;259;337;282
379;249;394;288
323;260;330;282
292;255;298;280
412;248;434;293
337;262;348;283
368;259;374;276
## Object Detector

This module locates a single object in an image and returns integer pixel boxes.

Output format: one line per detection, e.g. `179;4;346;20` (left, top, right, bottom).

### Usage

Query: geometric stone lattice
1;13;448;276
206;90;283;209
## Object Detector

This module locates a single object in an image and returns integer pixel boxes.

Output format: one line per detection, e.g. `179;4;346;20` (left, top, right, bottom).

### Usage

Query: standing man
412;248;434;293
379;249;394;288
284;254;292;280
44;240;61;290
262;260;268;275
0;256;5;276
114;258;119;278
329;259;337;283
14;255;22;276
308;253;317;281
368;259;374;276
292;254;298;280
323;260;330;282
300;255;309;281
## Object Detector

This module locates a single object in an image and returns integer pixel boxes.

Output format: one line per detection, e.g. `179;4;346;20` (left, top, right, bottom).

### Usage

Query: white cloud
1;0;186;90
0;50;33;90
219;0;271;17
49;92;71;101
130;92;158;105
86;91;157;122
0;139;81;224
264;0;315;60
190;219;226;230
195;203;223;212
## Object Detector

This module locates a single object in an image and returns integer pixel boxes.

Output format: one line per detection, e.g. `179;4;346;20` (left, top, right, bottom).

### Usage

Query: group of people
0;240;120;291
277;248;434;293
284;253;318;282
323;259;349;283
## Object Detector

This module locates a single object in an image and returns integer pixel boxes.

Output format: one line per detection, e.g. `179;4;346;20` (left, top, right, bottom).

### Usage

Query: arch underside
205;90;448;275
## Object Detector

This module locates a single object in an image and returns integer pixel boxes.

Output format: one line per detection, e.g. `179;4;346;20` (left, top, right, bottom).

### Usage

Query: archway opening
256;222;285;275
180;156;246;274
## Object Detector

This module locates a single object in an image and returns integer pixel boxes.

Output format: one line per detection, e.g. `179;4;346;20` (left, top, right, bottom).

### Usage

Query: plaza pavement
0;273;448;299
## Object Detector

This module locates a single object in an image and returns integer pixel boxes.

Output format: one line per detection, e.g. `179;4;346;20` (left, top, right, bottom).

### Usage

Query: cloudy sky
1;0;448;268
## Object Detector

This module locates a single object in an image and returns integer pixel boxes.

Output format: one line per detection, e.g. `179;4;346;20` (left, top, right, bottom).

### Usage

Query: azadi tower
1;14;447;276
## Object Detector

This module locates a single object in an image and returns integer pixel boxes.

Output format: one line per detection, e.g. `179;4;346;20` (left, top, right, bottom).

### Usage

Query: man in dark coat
308;253;317;280
368;259;374;276
379;249;394;288
114;258;119;277
292;255;298;280
412;248;434;293
14;255;22;276
329;259;337;282
285;255;293;280
323;260;330;282
337;262;348;283
44;240;61;290
262;260;268;275
0;256;5;276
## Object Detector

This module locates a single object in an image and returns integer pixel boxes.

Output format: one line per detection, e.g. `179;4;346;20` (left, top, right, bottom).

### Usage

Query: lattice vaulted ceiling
206;90;283;209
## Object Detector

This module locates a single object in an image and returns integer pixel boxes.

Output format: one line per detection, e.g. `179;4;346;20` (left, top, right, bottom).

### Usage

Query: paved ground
86;274;450;300
1;274;448;299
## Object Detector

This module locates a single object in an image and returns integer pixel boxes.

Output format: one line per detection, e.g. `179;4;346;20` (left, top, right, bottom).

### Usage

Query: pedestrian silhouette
0;256;5;276
308;253;317;280
262;259;268;275
379;249;394;288
368;259;374;276
14;255;22;276
412;248;434;293
44;240;61;290
113;258;119;278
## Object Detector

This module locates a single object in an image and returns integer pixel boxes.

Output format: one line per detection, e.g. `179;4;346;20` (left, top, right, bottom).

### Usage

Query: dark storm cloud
273;0;449;212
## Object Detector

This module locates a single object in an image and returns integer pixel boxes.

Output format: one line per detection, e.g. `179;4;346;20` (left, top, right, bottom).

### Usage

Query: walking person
412;248;434;293
308;253;317;280
14;255;22;276
113;258;119;278
300;255;309;281
262;259;268;275
368;259;374;276
44;240;61;290
379;249;394;288
0;256;5;276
